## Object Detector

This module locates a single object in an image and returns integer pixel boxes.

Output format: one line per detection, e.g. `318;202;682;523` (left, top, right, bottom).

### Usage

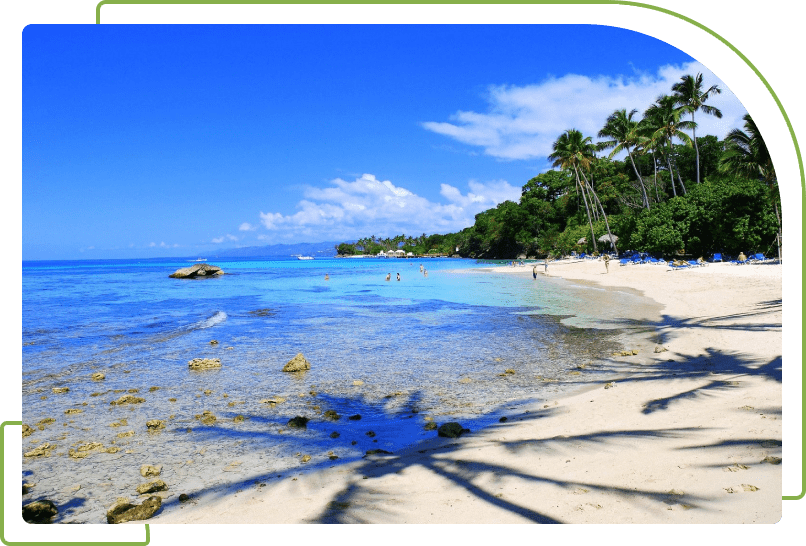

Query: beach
150;258;783;524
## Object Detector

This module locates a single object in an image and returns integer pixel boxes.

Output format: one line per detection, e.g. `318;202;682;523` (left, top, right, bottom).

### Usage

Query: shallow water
21;257;659;523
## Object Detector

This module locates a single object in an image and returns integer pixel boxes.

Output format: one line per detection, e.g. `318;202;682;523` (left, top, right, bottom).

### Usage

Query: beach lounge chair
711;253;723;262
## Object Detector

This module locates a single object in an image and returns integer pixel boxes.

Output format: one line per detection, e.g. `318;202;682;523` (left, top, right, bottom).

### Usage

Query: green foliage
632;177;777;256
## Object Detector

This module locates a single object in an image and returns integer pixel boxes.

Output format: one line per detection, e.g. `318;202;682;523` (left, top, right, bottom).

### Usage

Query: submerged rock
68;442;105;459
329;431;340;439
24;442;56;458
169;263;224;279
178;493;191;503
52;387;69;394
110;395;145;406
348;414;362;421
424;422;437;431
323;410;340;421
146;420;165;430
140;465;162;477
287;416;309;429
188;358;221;371
91;373;106;381
22;500;57;523
194;411;216;425
300;455;311;463
365;449;393;456
437;422;469;438
136;480;167;495
107;496;162;524
282;353;311;372
64;408;83;415
22;424;34;438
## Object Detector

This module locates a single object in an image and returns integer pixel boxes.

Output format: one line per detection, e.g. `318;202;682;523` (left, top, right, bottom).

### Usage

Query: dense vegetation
336;73;781;261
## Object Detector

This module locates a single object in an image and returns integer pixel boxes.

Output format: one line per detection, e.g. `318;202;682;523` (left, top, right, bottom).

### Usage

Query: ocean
21;256;657;523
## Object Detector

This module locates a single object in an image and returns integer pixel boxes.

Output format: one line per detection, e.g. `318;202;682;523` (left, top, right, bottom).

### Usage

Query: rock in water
22;500;58;523
282;353;311;372
287;416;309;428
140;465;162;477
107;497;162;524
169;264;224;279
110;394;146;406
136;480;168;495
188;358;221;370
437;422;469;438
22;424;34;437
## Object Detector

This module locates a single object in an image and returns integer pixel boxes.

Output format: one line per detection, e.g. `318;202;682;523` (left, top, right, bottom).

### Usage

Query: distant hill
203;241;342;259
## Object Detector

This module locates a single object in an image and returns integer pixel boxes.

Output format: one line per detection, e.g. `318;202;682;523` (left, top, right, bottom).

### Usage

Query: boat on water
193;258;207;262
297;256;314;260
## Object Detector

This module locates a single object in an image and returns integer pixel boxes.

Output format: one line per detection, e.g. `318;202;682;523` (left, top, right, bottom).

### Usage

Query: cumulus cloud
254;173;521;241
239;222;257;231
212;234;238;244
422;61;745;160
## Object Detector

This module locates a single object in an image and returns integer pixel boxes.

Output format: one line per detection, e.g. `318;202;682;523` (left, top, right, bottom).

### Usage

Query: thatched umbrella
577;237;587;245
598;234;618;246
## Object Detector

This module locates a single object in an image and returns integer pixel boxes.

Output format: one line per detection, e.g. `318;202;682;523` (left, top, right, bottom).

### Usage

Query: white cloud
254;173;521;241
239;222;257;231
212;234;238;244
422;61;745;160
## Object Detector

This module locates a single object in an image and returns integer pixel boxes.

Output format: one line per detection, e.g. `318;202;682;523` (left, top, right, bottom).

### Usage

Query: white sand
152;259;782;524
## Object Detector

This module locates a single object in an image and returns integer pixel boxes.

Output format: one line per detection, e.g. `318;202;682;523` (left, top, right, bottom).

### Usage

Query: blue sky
23;24;746;260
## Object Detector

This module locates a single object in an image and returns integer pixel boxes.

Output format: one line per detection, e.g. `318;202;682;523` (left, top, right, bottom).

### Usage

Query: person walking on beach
532;265;537;279
544;257;550;275
396;272;401;281
603;254;610;274
385;273;391;281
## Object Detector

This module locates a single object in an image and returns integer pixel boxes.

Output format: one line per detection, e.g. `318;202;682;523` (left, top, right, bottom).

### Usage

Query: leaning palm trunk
692;113;701;184
665;152;678;197
774;200;782;262
626;148;649;209
580;172;618;255
573;167;598;253
651;151;661;202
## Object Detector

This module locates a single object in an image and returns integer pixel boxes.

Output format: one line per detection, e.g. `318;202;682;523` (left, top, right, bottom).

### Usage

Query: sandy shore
152;258;782;524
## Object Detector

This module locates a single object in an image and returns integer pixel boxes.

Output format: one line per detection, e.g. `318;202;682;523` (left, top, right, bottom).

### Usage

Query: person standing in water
325;274;330;281
532;265;537;279
385;273;391;281
544;257;550;275
396;273;401;281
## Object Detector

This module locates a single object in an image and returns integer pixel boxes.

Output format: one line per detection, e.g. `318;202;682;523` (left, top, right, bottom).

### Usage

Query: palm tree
548;130;599;253
719;113;781;260
642;95;695;197
672;73;722;185
597;108;650;209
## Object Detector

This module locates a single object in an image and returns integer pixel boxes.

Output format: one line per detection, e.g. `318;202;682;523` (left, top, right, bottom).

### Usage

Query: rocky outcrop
146;420;165;430
91;373;105;381
188;358;221;371
169;264;224;279
282;353;310;372
140;465;162;477
22;424;34;437
24;443;56;458
22;500;58;523
110;395;145;406
106;497;162;524
287;416;309;428
136;480;167;495
437;422;469;438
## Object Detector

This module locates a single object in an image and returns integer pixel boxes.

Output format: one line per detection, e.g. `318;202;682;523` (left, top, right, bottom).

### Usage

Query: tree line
337;73;781;261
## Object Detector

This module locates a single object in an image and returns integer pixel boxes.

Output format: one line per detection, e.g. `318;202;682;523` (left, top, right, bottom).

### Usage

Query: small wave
195;311;228;330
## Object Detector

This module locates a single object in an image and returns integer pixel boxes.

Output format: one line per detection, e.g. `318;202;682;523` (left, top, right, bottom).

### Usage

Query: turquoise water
21;256;652;522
